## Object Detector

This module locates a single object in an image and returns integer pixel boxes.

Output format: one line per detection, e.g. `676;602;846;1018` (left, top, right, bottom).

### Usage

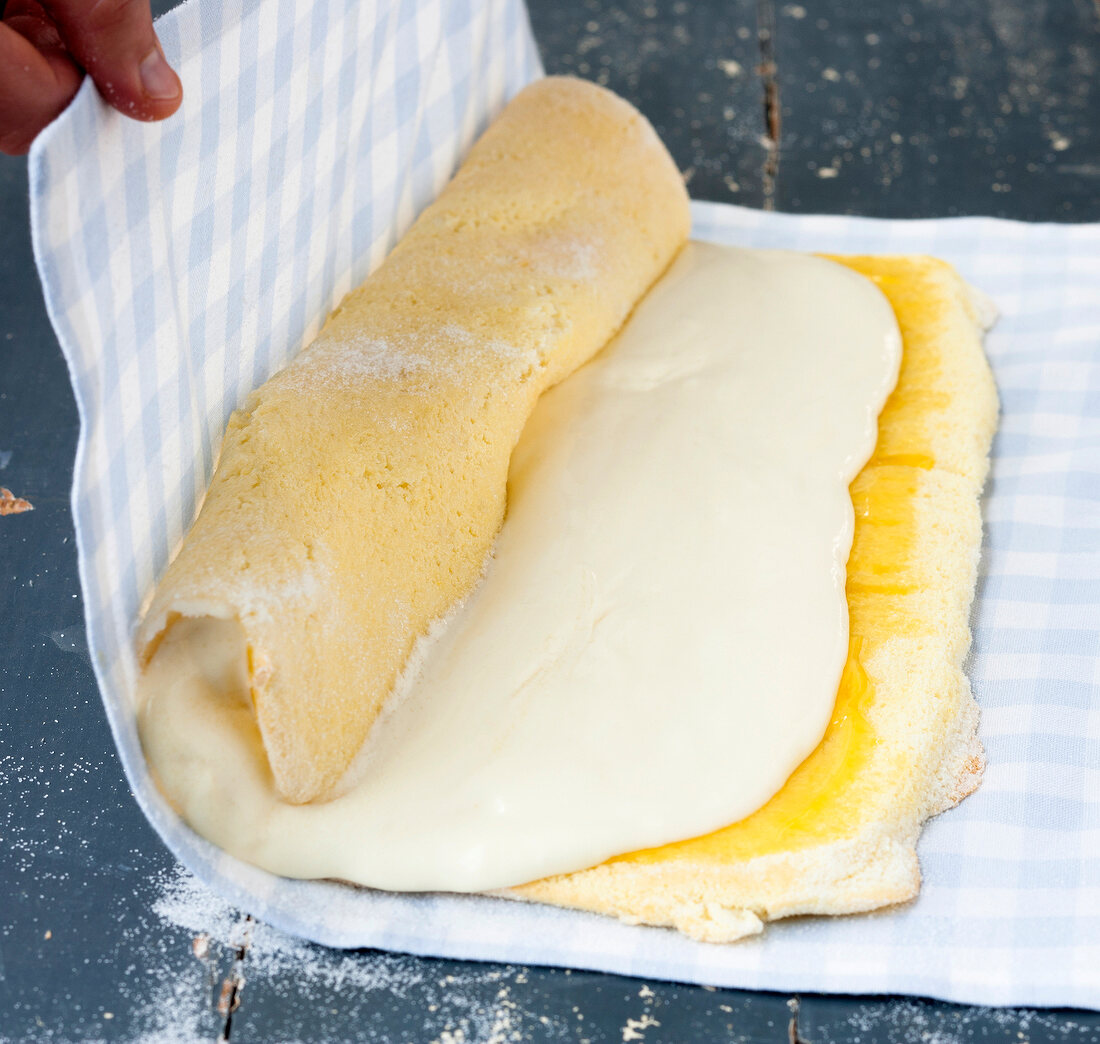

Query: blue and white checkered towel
28;0;1100;1011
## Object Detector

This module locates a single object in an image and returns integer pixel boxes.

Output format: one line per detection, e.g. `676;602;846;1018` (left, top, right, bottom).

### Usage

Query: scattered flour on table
811;998;1100;1044
132;866;573;1044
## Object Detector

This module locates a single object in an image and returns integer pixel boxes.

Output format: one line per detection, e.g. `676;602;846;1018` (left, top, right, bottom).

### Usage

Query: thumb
39;0;181;122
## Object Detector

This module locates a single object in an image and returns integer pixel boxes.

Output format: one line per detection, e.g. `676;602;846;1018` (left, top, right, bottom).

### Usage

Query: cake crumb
622;1014;660;1041
0;487;33;515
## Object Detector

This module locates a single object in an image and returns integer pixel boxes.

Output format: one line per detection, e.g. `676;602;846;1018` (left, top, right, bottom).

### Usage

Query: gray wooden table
2;0;1099;1040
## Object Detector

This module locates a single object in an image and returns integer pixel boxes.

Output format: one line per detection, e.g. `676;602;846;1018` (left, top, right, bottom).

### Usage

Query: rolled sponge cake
137;77;691;804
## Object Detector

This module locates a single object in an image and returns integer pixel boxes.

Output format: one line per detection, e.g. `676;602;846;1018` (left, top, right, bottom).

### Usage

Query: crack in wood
216;916;254;1043
787;995;813;1044
756;0;781;209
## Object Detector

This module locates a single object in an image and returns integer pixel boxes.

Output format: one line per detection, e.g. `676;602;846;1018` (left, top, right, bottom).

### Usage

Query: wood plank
228;960;795;1043
798;994;1100;1044
770;0;1100;219
4;0;1100;1040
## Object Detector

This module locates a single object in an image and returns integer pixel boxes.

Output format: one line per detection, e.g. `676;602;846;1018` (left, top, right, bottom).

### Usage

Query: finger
4;0;54;14
38;0;181;122
4;0;55;21
0;20;82;154
5;0;65;50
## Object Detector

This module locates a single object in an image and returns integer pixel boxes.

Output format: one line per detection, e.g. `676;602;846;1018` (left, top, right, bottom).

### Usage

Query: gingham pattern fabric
28;0;1100;1009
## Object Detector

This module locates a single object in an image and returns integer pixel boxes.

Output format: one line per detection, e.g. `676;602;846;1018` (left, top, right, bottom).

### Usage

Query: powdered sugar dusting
514;235;602;283
810;998;1099;1043
151;866;240;949
281;321;540;394
299;336;434;384
131;866;574;1043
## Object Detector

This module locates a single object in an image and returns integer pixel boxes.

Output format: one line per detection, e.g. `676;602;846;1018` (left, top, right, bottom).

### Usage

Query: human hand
0;0;182;155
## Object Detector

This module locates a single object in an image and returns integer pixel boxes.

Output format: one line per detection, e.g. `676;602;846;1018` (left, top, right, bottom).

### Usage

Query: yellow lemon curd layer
603;256;944;868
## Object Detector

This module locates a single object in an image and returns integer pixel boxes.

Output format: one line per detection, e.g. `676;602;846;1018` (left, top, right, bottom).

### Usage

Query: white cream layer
138;242;901;893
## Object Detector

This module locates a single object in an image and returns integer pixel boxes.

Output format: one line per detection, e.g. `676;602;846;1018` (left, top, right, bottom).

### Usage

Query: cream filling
138;242;902;893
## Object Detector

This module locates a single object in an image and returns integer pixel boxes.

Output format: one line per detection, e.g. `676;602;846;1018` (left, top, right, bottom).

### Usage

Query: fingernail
139;46;181;100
